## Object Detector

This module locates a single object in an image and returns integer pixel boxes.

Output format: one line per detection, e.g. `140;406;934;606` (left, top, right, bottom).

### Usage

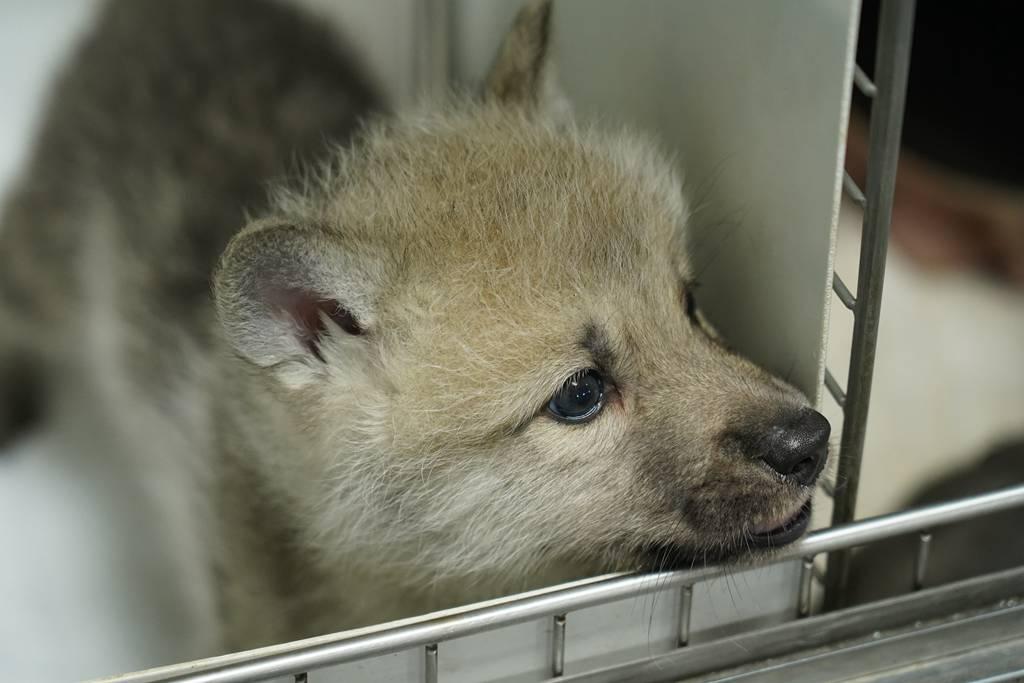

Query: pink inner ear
268;287;363;363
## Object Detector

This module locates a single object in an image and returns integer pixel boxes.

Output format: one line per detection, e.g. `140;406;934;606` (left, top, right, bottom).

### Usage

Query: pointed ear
214;220;378;383
483;0;568;117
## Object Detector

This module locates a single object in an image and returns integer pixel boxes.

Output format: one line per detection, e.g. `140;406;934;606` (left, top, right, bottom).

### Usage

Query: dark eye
547;370;605;423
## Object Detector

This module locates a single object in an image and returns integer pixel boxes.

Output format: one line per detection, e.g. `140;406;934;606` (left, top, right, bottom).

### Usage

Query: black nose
758;409;830;486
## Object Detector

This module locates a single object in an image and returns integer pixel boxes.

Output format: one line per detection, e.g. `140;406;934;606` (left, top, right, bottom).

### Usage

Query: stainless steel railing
112;483;1024;683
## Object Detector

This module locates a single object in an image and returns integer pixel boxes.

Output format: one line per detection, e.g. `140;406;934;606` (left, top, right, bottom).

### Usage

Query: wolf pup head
214;0;829;592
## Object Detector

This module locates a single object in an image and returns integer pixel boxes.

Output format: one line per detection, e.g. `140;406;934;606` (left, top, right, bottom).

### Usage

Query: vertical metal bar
913;532;932;591
798;556;816;618
824;0;916;611
551;614;567;677
425;644;438;683
677;584;694;647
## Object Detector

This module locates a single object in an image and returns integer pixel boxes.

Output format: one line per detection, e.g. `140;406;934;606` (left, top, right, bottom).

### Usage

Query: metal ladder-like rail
124;484;1024;683
820;0;916;611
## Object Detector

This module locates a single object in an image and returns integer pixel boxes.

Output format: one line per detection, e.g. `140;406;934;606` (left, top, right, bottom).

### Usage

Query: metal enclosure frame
822;0;916;611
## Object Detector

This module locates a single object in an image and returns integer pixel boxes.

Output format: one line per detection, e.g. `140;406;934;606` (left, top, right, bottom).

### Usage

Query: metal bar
971;670;1024;683
677;585;694;647
554;567;1024;683
832;272;857;310
854;64;878;98
824;368;846;407
869;638;1024;683
424;644;438;683
825;0;916;611
842;171;867;208
797;557;815;618
913;532;932;591
551;615;567;677
129;484;1024;683
696;605;1024;682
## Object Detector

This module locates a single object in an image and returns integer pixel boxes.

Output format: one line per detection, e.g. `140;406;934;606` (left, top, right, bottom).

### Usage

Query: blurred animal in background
0;0;829;653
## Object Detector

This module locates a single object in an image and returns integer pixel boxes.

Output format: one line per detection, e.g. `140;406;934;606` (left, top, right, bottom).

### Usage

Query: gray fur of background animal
0;0;380;451
0;0;828;654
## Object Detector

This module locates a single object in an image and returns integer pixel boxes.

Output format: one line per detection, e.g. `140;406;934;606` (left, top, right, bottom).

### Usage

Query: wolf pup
0;0;830;652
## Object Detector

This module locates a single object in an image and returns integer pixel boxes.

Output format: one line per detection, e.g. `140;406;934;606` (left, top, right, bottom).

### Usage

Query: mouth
748;500;813;548
629;498;815;572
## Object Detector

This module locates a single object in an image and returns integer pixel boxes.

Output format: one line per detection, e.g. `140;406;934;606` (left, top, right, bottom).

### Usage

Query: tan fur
211;3;817;647
0;0;824;653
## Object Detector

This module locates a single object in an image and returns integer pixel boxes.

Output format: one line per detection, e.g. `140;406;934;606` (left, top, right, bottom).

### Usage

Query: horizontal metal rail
113;484;1024;683
554;567;1024;682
